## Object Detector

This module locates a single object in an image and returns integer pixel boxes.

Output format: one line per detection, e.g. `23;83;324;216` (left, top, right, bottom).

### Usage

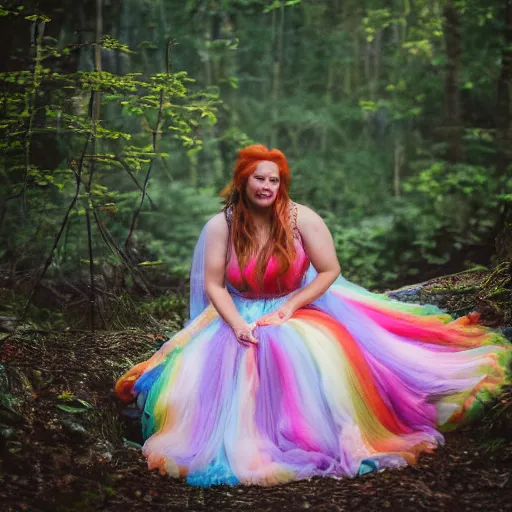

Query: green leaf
57;391;75;401
264;1;282;14
56;404;90;414
25;14;51;22
76;399;93;408
56;397;92;414
137;260;163;266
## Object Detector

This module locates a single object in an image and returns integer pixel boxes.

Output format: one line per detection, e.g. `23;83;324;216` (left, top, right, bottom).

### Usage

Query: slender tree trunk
288;128;301;158
84;0;103;331
495;208;512;262
209;11;231;185
393;142;403;197
364;39;371;95
352;6;361;92
496;0;512;177
402;0;410;41
271;5;284;149
373;28;382;98
353;34;360;92
495;0;512;262
443;0;464;163
204;14;213;86
320;60;334;167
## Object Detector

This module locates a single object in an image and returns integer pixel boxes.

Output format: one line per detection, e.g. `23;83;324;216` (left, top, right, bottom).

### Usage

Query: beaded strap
224;206;233;228
223;207;233;265
289;202;301;240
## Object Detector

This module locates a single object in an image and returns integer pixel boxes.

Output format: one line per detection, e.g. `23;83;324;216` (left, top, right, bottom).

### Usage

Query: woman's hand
233;322;259;347
256;302;296;327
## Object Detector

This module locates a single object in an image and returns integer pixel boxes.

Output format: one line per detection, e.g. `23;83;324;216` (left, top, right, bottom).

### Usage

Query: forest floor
1;266;511;511
1;329;511;512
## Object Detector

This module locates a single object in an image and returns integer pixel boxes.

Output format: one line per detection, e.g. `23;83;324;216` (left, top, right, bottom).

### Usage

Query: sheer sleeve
188;220;212;321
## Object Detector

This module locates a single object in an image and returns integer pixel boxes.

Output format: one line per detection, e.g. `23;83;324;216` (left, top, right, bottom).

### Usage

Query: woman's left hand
256;302;296;327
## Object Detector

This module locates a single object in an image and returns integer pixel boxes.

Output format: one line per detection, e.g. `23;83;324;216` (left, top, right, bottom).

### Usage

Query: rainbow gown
115;211;511;487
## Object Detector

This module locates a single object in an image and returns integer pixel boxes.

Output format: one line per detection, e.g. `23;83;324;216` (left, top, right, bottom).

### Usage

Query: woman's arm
257;204;340;326
204;213;258;345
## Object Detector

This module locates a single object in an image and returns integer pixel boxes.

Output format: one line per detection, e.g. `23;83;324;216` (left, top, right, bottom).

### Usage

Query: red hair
222;144;296;287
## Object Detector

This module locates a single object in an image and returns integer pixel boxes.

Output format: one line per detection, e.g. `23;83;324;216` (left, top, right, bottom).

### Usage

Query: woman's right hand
232;322;258;347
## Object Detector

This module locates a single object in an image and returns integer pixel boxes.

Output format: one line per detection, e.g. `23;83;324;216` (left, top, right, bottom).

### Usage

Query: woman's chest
226;240;310;295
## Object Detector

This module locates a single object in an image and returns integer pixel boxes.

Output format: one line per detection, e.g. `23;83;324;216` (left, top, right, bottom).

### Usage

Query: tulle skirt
115;276;511;487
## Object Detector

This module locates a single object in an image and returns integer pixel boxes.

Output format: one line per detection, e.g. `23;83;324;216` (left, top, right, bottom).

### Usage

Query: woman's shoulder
202;212;229;240
204;211;229;236
292;202;324;227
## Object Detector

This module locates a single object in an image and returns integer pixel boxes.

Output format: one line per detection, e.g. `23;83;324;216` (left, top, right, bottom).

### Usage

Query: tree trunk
443;0;464;163
393;142;403;198
320;60;334;167
373;28;382;98
496;0;512;177
271;5;284;149
495;209;512;263
495;0;512;263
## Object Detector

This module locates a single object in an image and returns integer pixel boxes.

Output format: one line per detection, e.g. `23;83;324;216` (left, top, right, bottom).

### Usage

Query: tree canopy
0;0;511;327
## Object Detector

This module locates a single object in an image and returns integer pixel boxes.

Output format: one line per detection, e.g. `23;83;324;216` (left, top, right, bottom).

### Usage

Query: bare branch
124;40;173;250
19;132;92;324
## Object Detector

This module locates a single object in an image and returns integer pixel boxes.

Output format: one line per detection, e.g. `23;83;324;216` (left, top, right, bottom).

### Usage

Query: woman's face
245;161;281;208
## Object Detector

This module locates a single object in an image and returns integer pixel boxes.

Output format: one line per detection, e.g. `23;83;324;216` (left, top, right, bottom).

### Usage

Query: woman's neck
247;203;273;228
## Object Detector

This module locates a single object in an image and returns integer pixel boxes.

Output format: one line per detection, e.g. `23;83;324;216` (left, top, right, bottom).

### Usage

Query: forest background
1;0;511;330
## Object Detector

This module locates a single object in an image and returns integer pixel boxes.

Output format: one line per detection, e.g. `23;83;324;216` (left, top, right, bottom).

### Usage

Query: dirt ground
0;325;511;512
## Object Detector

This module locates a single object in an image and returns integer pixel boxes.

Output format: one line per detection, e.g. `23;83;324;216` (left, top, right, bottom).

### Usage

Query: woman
116;144;511;487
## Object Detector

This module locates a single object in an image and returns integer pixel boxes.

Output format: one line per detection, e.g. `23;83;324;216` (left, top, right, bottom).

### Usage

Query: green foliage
1;0;511;326
136;183;221;276
56;398;93;414
142;291;188;328
329;215;401;289
263;0;302;14
0;11;220;302
327;156;508;289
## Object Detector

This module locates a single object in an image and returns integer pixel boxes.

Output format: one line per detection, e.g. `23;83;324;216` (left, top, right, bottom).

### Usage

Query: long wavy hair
222;144;296;285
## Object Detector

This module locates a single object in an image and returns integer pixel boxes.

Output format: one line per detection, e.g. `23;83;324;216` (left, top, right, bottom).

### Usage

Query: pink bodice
226;239;310;296
225;204;310;297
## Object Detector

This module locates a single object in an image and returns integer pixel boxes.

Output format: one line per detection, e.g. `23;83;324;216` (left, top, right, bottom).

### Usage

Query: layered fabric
115;211;511;487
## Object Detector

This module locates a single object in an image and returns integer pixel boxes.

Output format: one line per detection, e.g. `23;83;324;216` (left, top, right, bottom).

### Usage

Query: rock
0;316;17;332
91;439;114;463
5;440;22;454
73;440;115;466
503;327;512;342
0;399;24;426
121;404;142;419
386;285;427;304
0;424;18;444
60;418;89;440
122;437;142;449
